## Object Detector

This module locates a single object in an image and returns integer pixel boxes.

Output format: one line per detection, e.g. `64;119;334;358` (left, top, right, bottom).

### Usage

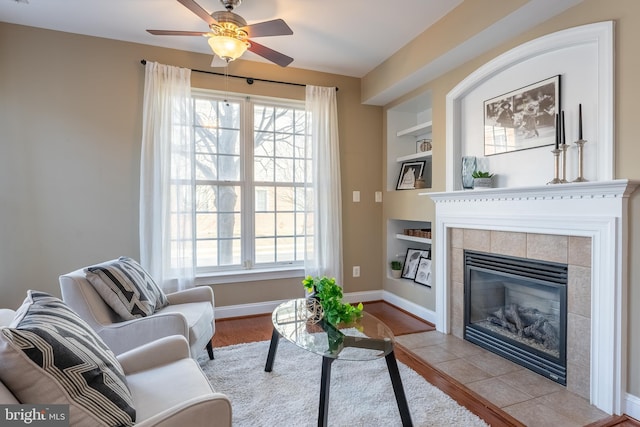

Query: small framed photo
484;75;561;156
414;257;432;287
401;248;429;279
396;161;426;190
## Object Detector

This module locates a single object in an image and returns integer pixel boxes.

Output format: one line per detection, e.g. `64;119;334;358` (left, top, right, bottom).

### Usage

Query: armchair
0;306;231;426
60;264;215;359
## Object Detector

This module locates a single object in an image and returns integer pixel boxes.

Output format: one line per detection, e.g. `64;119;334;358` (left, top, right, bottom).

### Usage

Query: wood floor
212;301;639;427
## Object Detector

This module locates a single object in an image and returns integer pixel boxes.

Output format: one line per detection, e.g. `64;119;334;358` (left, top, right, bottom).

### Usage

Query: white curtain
305;85;343;284
140;61;195;293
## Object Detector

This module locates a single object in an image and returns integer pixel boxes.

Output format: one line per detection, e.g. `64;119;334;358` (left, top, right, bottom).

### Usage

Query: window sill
195;266;305;285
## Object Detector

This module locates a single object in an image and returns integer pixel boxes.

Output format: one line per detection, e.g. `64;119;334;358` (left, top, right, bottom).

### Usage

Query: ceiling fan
147;0;294;67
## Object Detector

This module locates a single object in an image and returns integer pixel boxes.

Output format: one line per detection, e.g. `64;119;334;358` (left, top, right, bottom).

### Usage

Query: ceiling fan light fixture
208;35;249;62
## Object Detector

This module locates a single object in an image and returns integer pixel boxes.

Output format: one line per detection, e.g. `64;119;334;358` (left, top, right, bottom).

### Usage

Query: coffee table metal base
264;328;413;427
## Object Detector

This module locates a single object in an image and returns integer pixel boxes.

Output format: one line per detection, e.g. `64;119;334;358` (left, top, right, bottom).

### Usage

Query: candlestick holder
560;143;569;183
547;148;562;185
572;139;588;182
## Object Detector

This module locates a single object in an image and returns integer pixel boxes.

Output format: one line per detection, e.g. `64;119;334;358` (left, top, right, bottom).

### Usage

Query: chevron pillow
0;291;135;426
85;257;169;320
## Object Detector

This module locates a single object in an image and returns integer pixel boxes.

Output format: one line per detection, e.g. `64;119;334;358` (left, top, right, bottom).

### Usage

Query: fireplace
464;250;567;385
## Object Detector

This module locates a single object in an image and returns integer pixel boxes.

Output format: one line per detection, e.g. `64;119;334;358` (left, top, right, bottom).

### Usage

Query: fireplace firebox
464;250;567;385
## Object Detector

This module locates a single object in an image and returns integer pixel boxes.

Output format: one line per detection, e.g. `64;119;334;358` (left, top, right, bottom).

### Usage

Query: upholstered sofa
0;304;232;426
59;258;215;358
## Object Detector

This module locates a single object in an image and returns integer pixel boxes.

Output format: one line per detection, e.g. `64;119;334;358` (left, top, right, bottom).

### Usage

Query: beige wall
0;23;383;310
371;0;640;400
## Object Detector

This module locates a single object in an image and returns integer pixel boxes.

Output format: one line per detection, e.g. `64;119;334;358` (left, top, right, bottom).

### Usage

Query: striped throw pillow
86;257;169;320
0;291;136;426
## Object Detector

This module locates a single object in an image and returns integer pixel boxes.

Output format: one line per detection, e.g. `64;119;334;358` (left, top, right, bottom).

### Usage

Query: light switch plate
375;191;382;203
353;190;360;202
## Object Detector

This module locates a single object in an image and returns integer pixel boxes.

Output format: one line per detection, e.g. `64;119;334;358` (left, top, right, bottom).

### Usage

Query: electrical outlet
375;191;382;203
352;266;360;277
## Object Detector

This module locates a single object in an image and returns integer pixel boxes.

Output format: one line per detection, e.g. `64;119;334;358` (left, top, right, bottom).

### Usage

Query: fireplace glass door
464;250;567;385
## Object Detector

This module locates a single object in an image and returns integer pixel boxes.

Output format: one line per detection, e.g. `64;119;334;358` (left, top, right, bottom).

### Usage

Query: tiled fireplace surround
448;228;592;399
429;180;638;415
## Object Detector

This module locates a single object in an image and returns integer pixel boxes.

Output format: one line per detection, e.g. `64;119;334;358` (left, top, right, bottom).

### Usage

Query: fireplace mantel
425;179;638;415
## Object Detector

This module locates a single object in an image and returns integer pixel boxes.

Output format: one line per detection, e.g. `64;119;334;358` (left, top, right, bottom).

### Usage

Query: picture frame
396;161;426;190
401;248;429;279
484;75;561;156
414;257;432;287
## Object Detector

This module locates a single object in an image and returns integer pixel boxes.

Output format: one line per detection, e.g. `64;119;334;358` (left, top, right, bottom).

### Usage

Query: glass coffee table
264;298;413;427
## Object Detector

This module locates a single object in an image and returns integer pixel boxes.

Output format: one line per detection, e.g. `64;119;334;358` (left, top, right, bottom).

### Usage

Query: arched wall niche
445;21;613;191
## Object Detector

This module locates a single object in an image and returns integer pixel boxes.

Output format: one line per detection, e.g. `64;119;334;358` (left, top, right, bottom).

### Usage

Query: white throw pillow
0;290;136;426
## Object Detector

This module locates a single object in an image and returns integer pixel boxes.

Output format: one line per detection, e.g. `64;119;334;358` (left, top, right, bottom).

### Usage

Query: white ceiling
0;0;464;77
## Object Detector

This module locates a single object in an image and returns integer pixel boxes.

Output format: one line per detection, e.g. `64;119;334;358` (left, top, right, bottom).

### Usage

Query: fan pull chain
223;63;231;107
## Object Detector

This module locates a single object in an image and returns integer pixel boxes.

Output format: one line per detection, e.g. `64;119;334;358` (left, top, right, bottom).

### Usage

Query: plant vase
391;269;402;279
473;177;493;189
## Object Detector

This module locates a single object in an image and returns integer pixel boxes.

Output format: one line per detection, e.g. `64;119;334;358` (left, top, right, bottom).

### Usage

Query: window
189;91;312;276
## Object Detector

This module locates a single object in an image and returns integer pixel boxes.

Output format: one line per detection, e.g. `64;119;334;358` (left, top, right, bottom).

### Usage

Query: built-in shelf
396;121;432;137
396;151;432;163
395;234;432;244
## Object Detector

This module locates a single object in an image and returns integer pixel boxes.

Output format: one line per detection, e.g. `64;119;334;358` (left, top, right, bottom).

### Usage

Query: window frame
190;89;310;282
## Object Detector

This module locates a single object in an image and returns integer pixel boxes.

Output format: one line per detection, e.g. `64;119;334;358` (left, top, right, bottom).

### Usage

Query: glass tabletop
272;298;395;361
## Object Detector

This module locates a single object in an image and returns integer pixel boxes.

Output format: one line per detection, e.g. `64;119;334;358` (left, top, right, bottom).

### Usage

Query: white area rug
199;339;488;427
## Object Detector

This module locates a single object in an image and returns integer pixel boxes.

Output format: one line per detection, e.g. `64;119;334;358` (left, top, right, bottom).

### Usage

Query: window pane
194;127;217;153
255;238;275;263
218;213;241;237
196;213;217;239
275;158;294;183
255;132;274;156
218;239;241;266
275;107;294;132
276;134;294;158
195;153;217;180
275;237;295;262
296;237;306;261
219;101;240;128
255;213;275;237
254;105;274;132
255;186;274;211
254;157;274;182
276;212;295;235
276;186;295;211
218;154;240;181
218;129;240;155
197;240;218;267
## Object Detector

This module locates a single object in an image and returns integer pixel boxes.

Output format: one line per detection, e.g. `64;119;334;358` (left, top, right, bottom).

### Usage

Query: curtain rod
140;59;338;91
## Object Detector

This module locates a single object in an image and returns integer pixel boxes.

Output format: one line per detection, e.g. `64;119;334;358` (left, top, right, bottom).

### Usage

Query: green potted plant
302;276;363;325
390;260;403;279
472;170;494;189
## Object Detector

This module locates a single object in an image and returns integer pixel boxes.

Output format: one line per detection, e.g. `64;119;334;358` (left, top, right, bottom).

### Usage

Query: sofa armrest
97;312;190;355
117;335;191;374
134;394;232;427
166;286;214;306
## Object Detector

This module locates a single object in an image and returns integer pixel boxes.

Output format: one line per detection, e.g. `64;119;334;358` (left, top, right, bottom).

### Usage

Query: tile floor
396;330;609;427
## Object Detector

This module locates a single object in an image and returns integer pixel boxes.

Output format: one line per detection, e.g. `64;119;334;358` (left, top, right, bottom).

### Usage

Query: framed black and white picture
396;161;426;190
484;75;561;156
414;257;432;287
401;248;429;279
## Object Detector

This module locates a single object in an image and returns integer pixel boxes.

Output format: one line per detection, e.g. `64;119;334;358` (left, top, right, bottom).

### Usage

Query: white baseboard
215;299;291;319
215;290;435;325
381;291;437;324
625;393;640;420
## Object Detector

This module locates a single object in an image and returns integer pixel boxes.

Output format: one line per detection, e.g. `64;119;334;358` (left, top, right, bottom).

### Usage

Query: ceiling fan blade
248;40;293;67
177;0;217;26
242;19;293;38
147;30;209;36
